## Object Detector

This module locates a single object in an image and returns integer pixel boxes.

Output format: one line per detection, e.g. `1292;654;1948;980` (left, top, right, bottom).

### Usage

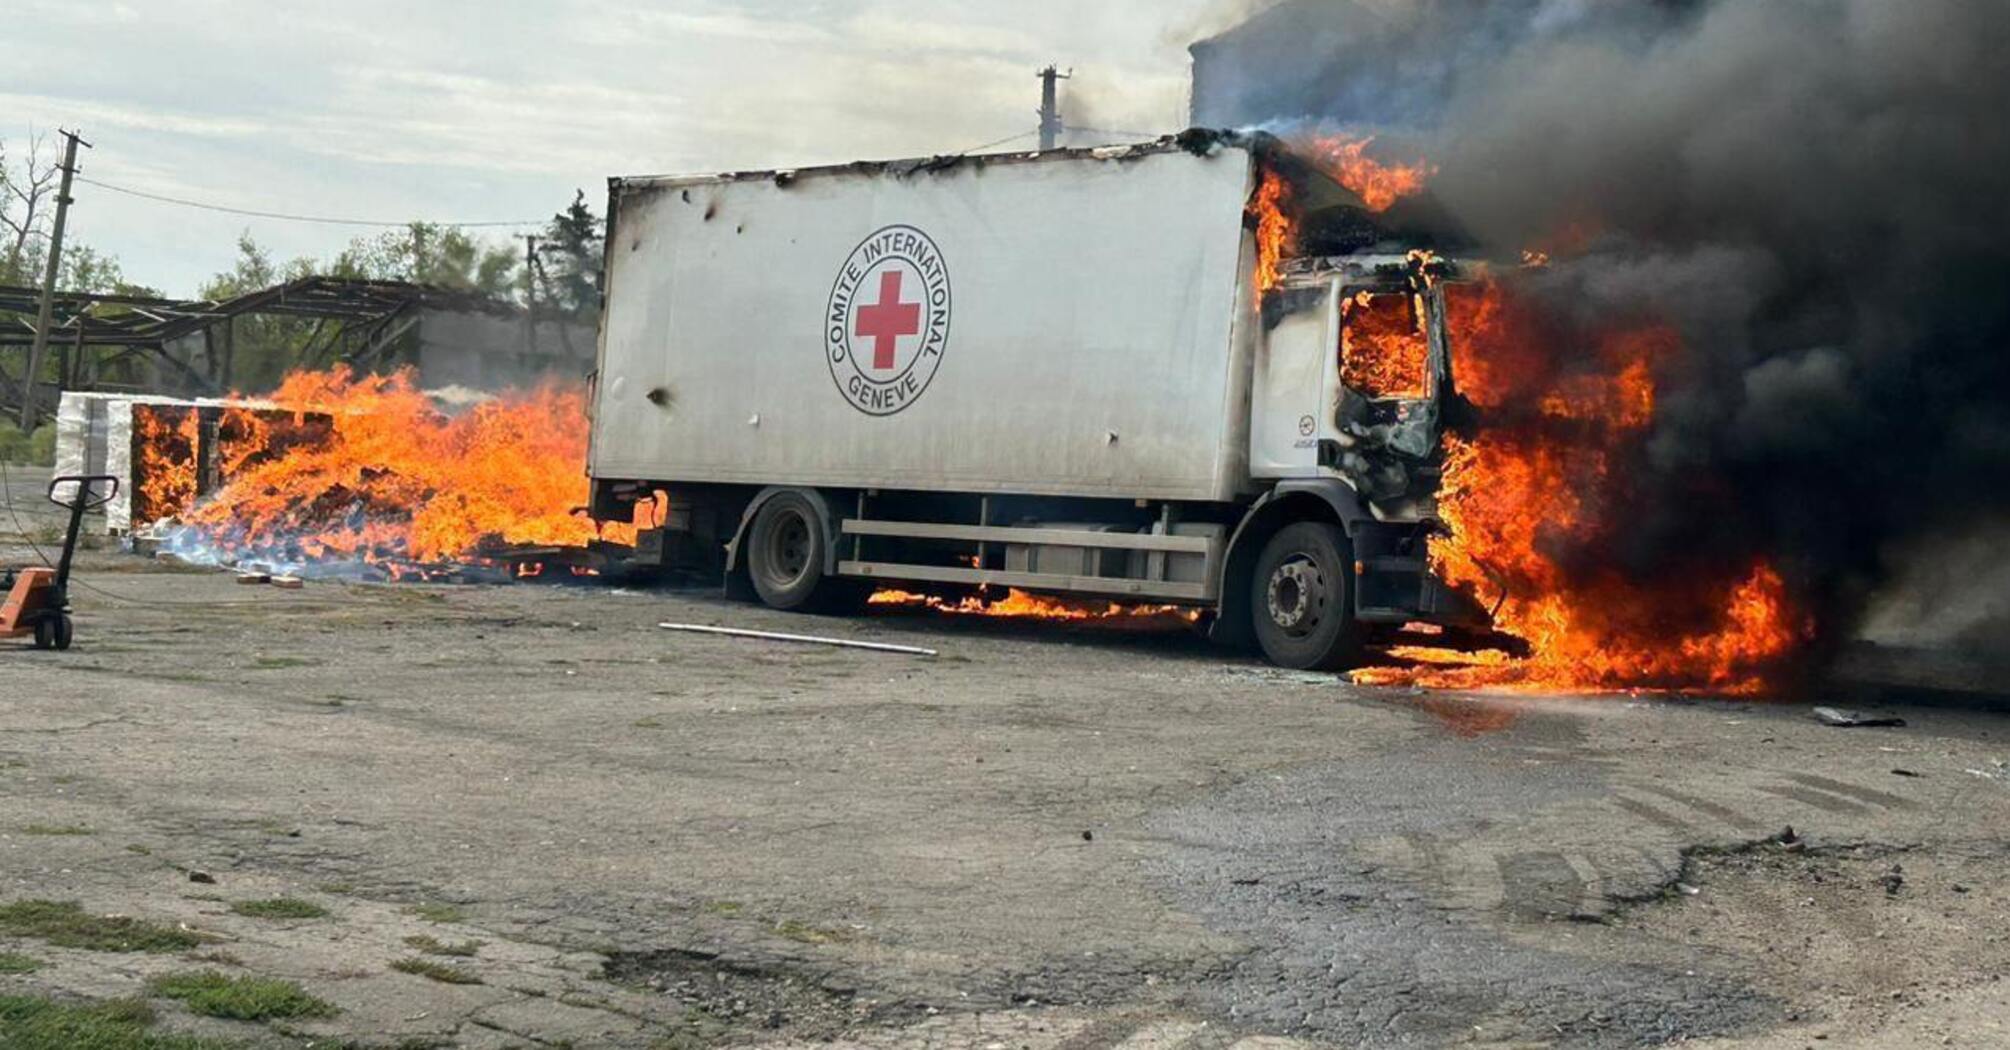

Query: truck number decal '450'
824;224;953;416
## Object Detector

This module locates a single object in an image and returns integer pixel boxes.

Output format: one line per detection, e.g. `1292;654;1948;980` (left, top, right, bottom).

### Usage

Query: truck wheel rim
763;513;813;586
1266;558;1325;637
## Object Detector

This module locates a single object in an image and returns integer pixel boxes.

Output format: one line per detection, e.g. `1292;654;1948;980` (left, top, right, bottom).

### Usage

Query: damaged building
1189;0;1702;129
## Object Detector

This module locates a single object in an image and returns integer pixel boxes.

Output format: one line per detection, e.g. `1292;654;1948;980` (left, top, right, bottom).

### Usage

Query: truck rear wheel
1250;522;1360;671
746;492;842;612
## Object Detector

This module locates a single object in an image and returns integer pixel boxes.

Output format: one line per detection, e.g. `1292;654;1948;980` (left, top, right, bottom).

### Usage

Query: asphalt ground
3;463;2007;1049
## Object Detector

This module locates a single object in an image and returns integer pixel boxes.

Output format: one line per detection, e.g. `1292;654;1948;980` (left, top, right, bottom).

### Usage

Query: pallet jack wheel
33;614;71;652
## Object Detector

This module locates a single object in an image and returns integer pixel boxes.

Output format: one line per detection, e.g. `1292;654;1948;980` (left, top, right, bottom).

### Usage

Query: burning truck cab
588;129;1492;669
1246;248;1486;656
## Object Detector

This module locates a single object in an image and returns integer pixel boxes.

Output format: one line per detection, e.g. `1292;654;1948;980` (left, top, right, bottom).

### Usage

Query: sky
4;0;1244;297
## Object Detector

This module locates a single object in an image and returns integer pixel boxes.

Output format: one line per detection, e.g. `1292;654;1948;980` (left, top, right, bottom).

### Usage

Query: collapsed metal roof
0;276;535;411
0;276;519;351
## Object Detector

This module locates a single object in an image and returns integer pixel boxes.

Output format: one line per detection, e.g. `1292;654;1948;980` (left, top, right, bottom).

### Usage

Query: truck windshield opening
1340;290;1430;400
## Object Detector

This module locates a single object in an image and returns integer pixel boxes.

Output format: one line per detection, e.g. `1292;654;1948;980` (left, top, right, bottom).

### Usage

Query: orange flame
133;404;200;525
1340;290;1432;398
1304;135;1434;213
869;587;1199;626
1248;136;1432;297
174;367;632;570
1249;169;1295;295
1355;278;1808;694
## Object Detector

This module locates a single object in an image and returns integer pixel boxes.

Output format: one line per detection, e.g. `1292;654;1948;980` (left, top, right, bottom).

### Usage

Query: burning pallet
54;391;330;536
57;370;640;583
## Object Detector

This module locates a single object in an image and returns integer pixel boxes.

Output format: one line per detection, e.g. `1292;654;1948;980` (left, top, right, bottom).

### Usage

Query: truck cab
1214;250;1486;668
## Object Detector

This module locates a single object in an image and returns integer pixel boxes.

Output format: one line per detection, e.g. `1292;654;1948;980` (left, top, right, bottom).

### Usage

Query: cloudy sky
5;0;1243;297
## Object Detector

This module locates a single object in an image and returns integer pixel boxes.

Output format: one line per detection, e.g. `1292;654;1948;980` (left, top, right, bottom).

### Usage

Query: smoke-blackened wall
1202;0;2010;653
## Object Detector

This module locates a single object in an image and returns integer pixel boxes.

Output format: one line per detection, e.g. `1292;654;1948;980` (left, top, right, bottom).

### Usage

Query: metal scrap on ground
1813;706;1908;728
658;622;938;657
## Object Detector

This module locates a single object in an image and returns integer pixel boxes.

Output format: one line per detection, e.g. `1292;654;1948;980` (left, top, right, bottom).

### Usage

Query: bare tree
0;132;59;285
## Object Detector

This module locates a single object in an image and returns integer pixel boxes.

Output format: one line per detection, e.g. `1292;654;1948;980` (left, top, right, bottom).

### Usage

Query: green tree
194;234;319;392
330;222;520;298
536;190;603;317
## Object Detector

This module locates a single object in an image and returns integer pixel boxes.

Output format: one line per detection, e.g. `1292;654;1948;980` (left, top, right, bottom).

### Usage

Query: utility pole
523;234;539;355
410;224;427;283
1037;66;1070;151
20;128;89;428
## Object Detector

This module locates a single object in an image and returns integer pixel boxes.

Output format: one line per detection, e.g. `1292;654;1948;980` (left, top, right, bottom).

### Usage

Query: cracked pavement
3;466;2008;1048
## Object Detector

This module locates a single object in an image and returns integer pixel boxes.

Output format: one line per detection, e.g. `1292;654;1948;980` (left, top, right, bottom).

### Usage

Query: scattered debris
1775;826;1805;853
1881;864;1906;896
1812;706;1906;728
1890;768;1922;778
187;871;216;884
235;572;271;585
659;622;937;657
271;575;304;590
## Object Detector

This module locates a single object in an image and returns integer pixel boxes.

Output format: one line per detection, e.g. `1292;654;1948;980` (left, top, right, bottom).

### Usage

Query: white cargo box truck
589;131;1485;668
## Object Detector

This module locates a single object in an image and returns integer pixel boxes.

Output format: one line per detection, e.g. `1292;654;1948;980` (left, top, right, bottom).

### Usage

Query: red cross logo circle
825;225;952;416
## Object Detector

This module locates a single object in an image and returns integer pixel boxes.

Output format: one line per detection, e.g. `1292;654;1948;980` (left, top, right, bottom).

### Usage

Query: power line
72;175;543;229
1064;126;1161;141
953;130;1039;156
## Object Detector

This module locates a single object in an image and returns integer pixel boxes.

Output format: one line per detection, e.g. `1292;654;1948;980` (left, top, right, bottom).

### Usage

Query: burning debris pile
1240;0;2010;693
154;368;633;578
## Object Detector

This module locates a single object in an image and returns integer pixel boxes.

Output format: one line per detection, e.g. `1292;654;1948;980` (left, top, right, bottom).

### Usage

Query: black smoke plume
1208;0;2010;657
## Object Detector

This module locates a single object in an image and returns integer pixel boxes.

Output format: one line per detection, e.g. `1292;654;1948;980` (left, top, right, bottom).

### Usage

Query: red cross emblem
825;224;953;417
853;270;923;371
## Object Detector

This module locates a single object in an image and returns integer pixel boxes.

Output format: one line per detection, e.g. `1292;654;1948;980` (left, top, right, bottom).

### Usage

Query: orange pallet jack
2;474;117;651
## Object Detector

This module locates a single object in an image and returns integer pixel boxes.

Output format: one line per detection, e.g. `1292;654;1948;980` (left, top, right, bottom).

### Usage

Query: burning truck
108;128;1800;692
586;130;1499;670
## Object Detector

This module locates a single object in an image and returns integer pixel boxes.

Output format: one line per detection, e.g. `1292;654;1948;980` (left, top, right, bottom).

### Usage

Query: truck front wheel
746;491;842;612
1250;522;1361;671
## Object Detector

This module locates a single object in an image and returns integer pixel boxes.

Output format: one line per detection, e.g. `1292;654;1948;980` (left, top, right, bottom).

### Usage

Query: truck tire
1250;522;1360;670
745;491;839;612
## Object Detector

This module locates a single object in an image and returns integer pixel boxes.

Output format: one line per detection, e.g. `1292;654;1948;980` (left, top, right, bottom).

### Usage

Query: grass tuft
405;902;465;924
147;970;336;1021
0;952;41;974
0;900;201;953
771;918;852;945
249;656;321;670
18;825;93;837
0;994;237;1049
228;898;327;920
389;957;482;985
402;934;481;957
